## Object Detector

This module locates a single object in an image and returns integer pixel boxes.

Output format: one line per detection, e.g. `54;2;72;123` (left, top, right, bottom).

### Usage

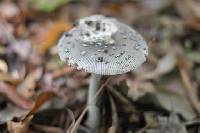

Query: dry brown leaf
10;40;32;60
7;116;33;133
184;18;200;31
174;0;200;30
0;1;20;19
155;87;196;120
155;53;176;75
23;91;56;122
160;77;186;96
174;0;200;19
146;113;187;133
17;68;43;99
0;21;14;44
0;82;34;109
138;53;176;80
52;67;75;79
0;72;20;84
35;20;71;54
127;79;155;100
0;105;28;124
0;59;8;72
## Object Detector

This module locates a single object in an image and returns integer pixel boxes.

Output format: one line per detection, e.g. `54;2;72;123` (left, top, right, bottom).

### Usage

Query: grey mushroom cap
57;15;148;75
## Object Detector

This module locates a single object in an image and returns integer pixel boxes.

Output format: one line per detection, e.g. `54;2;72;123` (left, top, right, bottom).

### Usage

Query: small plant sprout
57;15;148;130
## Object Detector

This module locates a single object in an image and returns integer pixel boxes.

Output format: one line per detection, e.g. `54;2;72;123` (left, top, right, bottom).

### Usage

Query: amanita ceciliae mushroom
57;15;148;130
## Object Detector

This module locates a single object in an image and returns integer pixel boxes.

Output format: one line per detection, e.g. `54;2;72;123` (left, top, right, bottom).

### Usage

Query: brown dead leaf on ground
51;67;75;79
0;82;34;109
127;53;176;100
1;0;200;132
17;68;43;99
137;53;177;81
0;59;8;72
174;0;200;19
7;116;33;133
127;80;155;101
23;91;56;122
0;21;14;44
0;1;20;19
146;113;187;133
33;20;71;54
174;0;200;31
0;105;28;124
0;72;20;84
184;18;200;31
9;40;32;61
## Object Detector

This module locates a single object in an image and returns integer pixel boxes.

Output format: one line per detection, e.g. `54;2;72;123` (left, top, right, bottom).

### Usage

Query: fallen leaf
140;0;171;12
0;21;14;44
155;53;177;75
137;53;177;80
7;116;33;133
0;59;8;73
127;79;155;101
0;105;28;124
174;0;200;19
155;88;196;120
184;18;200;31
17;68;43;99
0;82;34;109
45;55;66;72
0;72;20;84
34;20;71;54
9;40;32;60
159;77;186;96
51;67;75;79
146;113;187;133
23;91;56;122
144;112;159;128
0;1;20;19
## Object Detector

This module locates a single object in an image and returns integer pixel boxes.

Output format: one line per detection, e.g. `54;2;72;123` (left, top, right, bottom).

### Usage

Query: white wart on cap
58;15;148;75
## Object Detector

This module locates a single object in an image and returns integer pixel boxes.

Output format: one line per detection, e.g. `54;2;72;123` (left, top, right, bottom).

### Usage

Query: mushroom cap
57;15;148;75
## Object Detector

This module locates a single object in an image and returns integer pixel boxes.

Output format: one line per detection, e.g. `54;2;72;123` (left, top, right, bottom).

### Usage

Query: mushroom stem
86;73;102;130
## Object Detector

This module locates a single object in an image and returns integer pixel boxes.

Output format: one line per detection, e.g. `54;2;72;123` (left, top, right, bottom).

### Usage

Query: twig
179;66;200;117
65;108;75;133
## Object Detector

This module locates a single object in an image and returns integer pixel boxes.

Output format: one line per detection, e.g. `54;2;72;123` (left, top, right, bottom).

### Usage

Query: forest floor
0;0;200;133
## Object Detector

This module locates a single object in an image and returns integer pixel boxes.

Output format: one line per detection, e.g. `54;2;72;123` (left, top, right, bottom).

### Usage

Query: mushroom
57;15;148;130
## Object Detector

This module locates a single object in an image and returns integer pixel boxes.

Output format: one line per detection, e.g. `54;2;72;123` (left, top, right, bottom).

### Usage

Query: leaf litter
0;0;200;132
